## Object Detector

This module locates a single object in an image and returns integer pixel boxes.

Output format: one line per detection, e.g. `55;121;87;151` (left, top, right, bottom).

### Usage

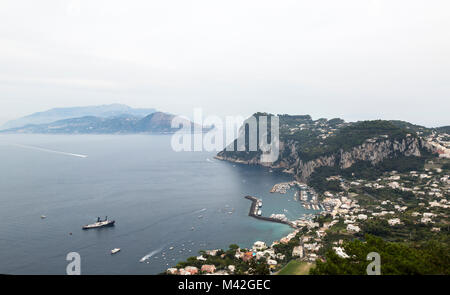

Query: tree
311;235;450;275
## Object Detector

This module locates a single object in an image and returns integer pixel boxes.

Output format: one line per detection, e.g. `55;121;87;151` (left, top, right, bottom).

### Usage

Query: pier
244;196;295;228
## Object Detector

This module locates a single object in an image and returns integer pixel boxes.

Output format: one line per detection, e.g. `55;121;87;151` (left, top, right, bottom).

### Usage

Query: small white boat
40;215;47;219
111;248;121;254
169;247;174;250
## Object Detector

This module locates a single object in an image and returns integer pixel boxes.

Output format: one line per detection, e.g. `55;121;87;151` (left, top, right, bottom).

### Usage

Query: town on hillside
168;123;450;275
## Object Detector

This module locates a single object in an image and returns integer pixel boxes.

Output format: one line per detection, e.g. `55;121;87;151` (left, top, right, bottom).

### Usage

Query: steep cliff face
217;136;427;182
215;116;440;182
338;137;422;168
298;137;424;180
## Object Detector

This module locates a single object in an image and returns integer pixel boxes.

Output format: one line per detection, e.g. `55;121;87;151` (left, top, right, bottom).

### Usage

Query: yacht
111;248;121;254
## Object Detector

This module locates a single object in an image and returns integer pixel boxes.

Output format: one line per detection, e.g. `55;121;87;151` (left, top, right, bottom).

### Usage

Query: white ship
82;216;115;230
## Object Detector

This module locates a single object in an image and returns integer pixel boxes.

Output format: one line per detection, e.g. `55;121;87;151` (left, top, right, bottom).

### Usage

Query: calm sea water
0;134;316;274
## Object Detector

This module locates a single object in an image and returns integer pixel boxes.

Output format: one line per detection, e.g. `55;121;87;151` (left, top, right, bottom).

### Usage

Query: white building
347;224;360;233
388;182;400;189
421;217;433;224
388;218;402;226
292;246;304;258
253;241;267;251
333;247;350;259
267;259;278;266
357;214;368;221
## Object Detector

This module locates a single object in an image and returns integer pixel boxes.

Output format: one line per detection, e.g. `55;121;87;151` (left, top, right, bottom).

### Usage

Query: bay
0;134;316;274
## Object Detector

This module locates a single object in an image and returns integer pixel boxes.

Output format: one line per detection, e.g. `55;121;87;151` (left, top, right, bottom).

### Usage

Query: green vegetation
360;187;418;205
389;120;432;136
277;260;315;275
359;216;450;243
308;154;430;193
272;238;300;264
311;235;450;275
308;175;342;194
314;214;334;227
221;117;417;166
435;125;450;134
286;120;411;161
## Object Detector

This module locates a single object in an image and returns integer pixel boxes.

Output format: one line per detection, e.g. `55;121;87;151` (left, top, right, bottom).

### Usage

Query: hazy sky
0;0;449;127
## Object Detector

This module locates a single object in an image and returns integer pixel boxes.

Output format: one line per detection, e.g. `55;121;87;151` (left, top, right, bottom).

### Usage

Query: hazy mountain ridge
1;104;156;130
0;112;192;134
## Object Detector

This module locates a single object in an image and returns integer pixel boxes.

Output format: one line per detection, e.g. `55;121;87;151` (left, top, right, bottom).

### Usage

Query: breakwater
244;196;295;228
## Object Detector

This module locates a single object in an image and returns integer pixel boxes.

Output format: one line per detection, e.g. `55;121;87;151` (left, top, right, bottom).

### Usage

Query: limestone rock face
216;137;426;182
338;137;422;169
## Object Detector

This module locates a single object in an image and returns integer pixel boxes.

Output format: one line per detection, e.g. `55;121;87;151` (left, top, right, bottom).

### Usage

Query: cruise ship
82;216;115;230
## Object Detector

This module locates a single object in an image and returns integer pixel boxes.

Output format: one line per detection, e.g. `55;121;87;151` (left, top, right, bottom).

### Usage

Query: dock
244;196;295;228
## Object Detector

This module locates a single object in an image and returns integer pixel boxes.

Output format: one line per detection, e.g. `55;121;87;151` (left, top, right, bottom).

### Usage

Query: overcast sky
0;0;449;127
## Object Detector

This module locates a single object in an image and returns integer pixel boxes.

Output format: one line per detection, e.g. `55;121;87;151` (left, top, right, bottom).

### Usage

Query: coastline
215;155;323;244
168;158;325;275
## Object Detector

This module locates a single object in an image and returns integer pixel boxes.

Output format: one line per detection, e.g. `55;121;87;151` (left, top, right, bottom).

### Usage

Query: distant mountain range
1;104;156;130
0;112;196;134
0;104;203;134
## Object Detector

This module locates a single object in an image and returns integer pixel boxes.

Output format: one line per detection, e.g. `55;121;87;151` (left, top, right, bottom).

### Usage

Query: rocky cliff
217;137;425;181
216;115;433;182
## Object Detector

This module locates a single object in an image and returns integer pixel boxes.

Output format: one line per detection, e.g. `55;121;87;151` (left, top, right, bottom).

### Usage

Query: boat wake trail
194;208;207;214
140;246;165;263
10;143;88;158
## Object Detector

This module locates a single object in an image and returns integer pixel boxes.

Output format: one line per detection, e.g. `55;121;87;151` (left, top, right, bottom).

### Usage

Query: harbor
270;181;324;210
245;196;296;228
245;179;326;230
298;186;325;211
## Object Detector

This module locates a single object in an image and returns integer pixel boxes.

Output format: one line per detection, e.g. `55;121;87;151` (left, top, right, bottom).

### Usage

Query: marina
269;180;323;213
245;196;295;228
245;180;325;231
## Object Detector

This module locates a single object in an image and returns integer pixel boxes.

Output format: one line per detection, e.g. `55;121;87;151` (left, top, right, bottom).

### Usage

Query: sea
0;134;318;274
